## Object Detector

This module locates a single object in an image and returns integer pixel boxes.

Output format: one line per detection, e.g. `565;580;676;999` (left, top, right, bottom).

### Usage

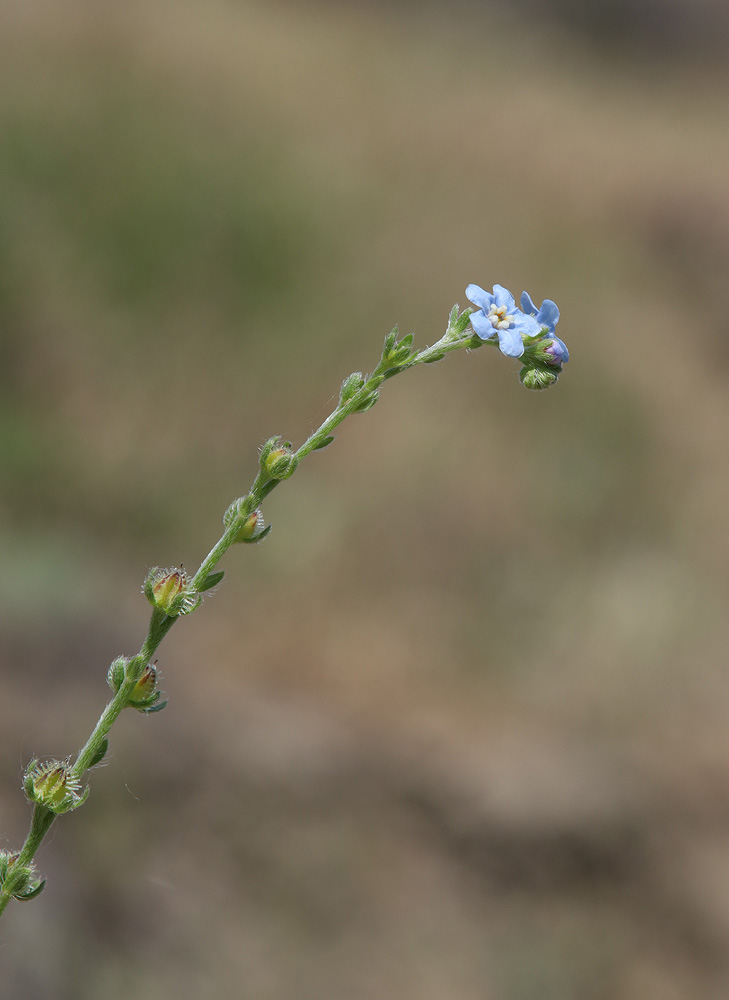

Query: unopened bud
523;336;569;369
339;372;365;404
236;509;269;543
0;851;45;901
519;365;559;391
131;663;156;702
224;500;271;544
382;333;414;368
24;759;89;815
144;566;199;616
107;656;128;694
259;437;297;481
127;662;166;713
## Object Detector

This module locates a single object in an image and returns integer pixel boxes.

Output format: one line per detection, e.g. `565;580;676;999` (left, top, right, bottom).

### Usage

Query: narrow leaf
313;436;335;450
199;570;225;591
143;700;168;714
88;739;109;769
16;879;46;901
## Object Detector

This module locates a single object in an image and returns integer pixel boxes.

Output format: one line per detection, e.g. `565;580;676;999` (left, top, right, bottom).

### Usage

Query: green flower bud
351;390;379;412
130;663;157;702
339;372;365;404
521;338;566;370
236;508;268;543
107;656;128;694
224;500;271;544
0;851;45;902
127;662;167;713
383;335;414;368
381;326;415;368
519;365;559;391
259;437;297;480
24;759;89;815
144;566;200;616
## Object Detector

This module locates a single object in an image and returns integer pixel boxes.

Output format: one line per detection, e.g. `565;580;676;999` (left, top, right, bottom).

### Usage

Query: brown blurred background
2;1;729;997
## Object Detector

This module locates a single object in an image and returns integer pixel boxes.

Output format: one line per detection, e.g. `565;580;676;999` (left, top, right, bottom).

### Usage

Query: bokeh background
2;1;729;997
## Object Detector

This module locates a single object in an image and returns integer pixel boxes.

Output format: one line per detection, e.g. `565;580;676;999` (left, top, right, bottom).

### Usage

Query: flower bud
24;759;89;815
541;338;569;367
224;500;271;544
519;365;559;391
127;662;167;713
107;656;128;694
235;508;268;543
0;851;45;901
522;337;568;369
259;437;297;480
340;372;365;404
144;566;200;616
382;326;415;367
382;334;414;368
131;663;157;702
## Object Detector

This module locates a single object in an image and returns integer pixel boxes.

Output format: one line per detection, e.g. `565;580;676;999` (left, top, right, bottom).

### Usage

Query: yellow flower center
487;304;514;330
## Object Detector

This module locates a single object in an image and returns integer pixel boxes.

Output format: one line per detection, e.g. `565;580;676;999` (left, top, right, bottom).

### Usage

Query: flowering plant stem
0;287;567;917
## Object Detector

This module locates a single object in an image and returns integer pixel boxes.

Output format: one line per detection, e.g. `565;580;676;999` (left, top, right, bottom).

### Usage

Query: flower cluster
1;284;570;920
466;283;569;389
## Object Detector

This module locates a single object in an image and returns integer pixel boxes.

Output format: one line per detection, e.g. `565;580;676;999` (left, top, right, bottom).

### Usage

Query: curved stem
1;314;476;919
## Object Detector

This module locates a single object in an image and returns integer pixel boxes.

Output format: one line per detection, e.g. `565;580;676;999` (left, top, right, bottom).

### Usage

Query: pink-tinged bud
265;446;296;479
0;851;45;901
224;500;271;544
150;568;185;608
235;509;269;544
259;436;297;480
127;662;167;713
240;509;263;537
143;566;200;616
131;663;157;702
24;759;89;814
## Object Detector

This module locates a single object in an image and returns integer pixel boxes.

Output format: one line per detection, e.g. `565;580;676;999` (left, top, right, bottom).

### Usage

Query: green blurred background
3;1;729;997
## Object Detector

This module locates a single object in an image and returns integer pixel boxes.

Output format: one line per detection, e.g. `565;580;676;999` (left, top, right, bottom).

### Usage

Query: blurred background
2;0;729;997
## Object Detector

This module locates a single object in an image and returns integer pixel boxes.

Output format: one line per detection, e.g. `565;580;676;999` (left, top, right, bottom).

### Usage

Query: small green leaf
16;879;46;902
313;435;335;450
383;326;399;356
199;570;224;591
143;699;168;714
352;392;379;413
423;353;446;364
452;307;474;336
87;739;109;769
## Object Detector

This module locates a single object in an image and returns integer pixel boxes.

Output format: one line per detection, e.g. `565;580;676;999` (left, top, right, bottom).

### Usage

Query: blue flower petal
520;291;538;315
513;311;542;338
550;335;569;363
465;284;492;310
537;299;560;332
492;284;516;311
470;310;497;340
497;326;525;357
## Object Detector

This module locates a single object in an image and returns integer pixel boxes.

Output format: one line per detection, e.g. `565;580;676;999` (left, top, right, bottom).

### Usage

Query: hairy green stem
1;317;475;918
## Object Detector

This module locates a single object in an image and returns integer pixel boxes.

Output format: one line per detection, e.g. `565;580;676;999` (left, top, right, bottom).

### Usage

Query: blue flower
520;291;569;364
465;284;542;358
